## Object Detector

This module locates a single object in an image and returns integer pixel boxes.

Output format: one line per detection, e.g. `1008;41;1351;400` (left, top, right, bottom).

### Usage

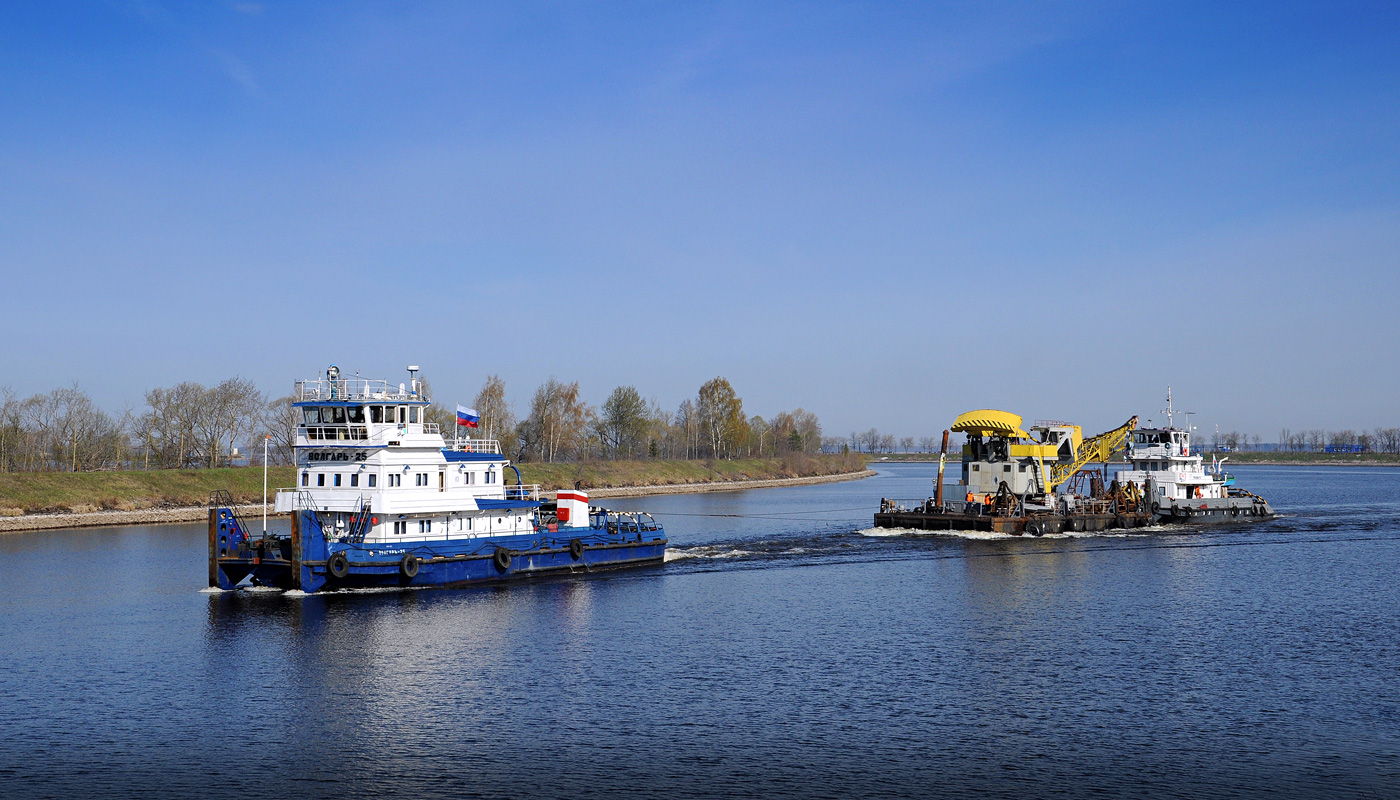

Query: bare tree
519;377;589;462
473;375;516;443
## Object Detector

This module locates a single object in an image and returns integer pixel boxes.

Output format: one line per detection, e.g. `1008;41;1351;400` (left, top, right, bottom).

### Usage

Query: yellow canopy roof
950;409;1030;439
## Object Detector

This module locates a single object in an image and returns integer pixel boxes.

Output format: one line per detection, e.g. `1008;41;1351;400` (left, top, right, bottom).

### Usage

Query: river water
1;463;1397;799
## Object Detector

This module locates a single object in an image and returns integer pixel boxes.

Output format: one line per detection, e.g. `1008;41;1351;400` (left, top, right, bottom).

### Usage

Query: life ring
400;554;419;579
327;552;350;579
493;547;512;573
569;539;584;561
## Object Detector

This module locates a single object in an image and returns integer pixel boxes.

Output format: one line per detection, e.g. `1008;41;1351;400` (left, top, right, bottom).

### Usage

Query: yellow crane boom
1046;415;1139;491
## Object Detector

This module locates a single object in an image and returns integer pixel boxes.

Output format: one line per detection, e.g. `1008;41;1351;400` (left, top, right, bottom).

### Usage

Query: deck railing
295;377;420;402
447;438;502;454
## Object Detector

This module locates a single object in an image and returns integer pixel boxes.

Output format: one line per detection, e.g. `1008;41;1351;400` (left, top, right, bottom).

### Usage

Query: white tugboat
208;365;666;592
1114;387;1274;523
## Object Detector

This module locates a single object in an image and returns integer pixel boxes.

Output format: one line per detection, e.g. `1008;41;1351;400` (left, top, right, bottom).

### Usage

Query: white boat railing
296;422;451;444
300;424;371;442
447;438;502;454
295;377;421;402
505;484;542;501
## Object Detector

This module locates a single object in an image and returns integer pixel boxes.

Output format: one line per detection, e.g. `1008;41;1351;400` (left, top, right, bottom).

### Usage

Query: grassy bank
518;453;867;491
0;454;868;516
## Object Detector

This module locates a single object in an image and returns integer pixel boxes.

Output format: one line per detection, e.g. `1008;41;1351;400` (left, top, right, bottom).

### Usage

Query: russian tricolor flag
456;405;480;428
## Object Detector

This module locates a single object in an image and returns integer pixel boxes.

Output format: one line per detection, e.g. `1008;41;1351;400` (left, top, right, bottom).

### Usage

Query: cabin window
301;472;308;487
972;464;980;472
333;474;341;487
415;473;428;487
350;474;359;488
388;473;401;487
419;520;431;533
393;520;407;535
317;473;325;487
1018;465;1027;472
466;471;475;485
1003;465;1011;473
368;474;377;488
396;407;406;424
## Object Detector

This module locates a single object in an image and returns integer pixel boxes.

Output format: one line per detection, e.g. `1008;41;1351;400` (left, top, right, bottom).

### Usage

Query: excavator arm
1046;415;1138;492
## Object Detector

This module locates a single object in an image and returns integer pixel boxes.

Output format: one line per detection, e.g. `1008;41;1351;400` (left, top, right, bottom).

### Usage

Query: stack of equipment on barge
874;391;1275;535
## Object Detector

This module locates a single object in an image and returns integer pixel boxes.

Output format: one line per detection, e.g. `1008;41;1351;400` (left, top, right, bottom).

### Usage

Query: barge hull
872;511;1152;536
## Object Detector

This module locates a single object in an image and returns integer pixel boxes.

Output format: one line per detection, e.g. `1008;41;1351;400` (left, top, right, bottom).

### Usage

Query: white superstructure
272;365;542;544
1114;387;1228;503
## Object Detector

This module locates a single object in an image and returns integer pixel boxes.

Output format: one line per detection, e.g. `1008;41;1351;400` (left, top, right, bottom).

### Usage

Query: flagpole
262;435;270;535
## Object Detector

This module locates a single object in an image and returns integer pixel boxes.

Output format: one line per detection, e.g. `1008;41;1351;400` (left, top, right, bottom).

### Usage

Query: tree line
453;375;826;463
1275;428;1400;453
0;374;831;472
0;379;287;473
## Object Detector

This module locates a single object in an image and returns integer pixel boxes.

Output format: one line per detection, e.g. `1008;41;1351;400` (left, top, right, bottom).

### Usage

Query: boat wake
665;546;754;562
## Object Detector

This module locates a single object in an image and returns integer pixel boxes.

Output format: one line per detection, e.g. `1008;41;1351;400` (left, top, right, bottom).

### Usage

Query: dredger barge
875;393;1275;535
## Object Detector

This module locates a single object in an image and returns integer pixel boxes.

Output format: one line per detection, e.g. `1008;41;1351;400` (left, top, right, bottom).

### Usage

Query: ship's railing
447;438;502;454
300;424;371;442
295;422;451;445
591;509;662;533
879;497;972;514
505;484;542;501
295;377;421;402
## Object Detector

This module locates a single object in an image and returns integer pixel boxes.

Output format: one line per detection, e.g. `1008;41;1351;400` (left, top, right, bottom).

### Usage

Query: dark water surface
1;464;1398;799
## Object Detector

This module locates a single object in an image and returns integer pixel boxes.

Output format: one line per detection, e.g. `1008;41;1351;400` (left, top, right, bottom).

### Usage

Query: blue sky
2;1;1397;440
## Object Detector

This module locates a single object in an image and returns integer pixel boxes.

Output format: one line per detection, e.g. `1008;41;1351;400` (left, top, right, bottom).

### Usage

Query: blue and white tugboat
208;365;667;592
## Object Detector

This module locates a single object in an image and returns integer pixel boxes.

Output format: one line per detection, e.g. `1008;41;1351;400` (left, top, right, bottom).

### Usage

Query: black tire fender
569;539;584;561
400;554;419;579
1027;521;1044;537
493;546;512;573
327;551;350;579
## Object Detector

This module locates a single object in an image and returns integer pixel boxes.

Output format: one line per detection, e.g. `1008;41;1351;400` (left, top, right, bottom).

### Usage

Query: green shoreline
0;454;867;517
868;452;1400;466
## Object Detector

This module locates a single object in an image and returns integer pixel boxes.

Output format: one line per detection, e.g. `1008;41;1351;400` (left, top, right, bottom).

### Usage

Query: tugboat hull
210;507;666;593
